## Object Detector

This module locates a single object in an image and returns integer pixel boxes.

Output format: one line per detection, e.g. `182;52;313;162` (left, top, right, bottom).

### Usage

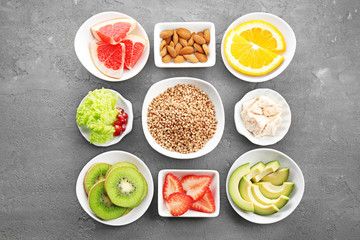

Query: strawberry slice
180;175;212;201
163;173;184;200
166;192;193;216
190;188;216;213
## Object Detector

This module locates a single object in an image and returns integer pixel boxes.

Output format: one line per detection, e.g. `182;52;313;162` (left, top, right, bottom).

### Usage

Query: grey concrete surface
1;0;360;239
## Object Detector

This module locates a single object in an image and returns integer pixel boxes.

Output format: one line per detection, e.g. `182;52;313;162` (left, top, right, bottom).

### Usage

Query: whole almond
160;46;167;57
195;52;207;63
174;55;186;63
193;43;204;53
160;30;174;39
175;43;183;55
194;34;206;45
169;41;174;48
179;46;194;55
204;29;210;44
202;44;209;56
177;28;191;39
160;40;166;51
173;30;178;45
179;38;188;47
165;37;171;44
167;45;177;58
187;32;195;46
197;32;204;38
162;54;172;63
183;54;199;63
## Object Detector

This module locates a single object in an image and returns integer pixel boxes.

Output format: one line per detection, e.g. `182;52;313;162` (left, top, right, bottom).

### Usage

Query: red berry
122;112;128;119
121;124;126;132
163;173;183;200
166;192;193;216
118;115;126;124
114;120;121;126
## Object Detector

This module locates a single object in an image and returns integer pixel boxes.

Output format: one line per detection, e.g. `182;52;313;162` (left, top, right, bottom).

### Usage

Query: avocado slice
254;182;295;199
246;162;265;180
228;163;254;212
260;168;289;186
252;161;280;183
251;184;289;209
239;177;279;215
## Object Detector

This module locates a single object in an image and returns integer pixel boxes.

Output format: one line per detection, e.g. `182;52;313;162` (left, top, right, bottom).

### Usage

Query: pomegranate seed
116;107;123;114
118;116;126;124
114;125;121;136
122;112;128;119
121;124;126;131
114;120;121;126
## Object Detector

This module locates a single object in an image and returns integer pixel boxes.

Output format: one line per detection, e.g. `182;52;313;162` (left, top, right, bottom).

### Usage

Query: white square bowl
158;169;220;217
154;22;216;68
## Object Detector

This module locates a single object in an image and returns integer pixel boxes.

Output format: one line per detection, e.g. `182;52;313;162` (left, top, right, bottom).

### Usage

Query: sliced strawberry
190;188;216;213
180;175;212;201
163;173;183;200
166;192;193;216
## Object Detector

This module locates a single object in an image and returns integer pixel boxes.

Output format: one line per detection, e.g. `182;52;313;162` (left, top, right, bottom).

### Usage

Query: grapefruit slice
90;40;125;79
91;18;137;45
120;34;147;70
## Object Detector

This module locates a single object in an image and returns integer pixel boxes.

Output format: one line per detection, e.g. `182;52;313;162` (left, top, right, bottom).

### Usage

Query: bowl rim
75;150;154;226
225;148;305;224
74;11;150;82
76;88;133;147
157;169;220;217
141;77;225;159
221;12;297;82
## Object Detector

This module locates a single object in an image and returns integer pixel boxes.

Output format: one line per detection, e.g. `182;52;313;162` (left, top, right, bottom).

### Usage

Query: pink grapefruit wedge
91;18;137;45
89;40;125;79
120;34;147;70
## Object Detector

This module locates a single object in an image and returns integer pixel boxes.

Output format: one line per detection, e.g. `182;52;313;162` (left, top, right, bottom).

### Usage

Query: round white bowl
74;11;150;82
77;88;133;147
234;88;291;146
221;12;296;82
225;148;305;224
142;77;225;159
76;151;154;226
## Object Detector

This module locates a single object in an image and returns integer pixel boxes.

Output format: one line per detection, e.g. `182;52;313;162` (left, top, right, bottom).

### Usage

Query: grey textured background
1;0;360;239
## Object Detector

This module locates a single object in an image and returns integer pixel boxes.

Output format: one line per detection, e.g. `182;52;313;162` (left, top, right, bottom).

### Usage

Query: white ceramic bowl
77;88;133;147
226;148;305;224
76;151;154;226
234;88;291;146
154;22;216;68
221;12;296;82
158;169;220;217
142;77;225;159
74;11;150;82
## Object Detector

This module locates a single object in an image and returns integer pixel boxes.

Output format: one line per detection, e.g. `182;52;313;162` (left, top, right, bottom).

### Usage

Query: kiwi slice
88;180;127;220
133;172;148;207
105;162;138;178
84;163;111;195
105;167;145;208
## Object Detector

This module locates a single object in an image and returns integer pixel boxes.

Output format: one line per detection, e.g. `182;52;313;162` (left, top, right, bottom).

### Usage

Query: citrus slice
234;20;286;52
91;18;137;45
224;30;284;76
90;40;125;79
120;34;147;70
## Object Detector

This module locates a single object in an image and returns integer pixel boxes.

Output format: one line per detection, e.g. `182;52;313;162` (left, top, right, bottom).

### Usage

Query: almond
160;30;174;39
183;54;199;63
179;38;188;47
202;44;209;56
173;55;186;63
160;46;167;57
177;28;191;39
169;41;174;48
193;43;204;53
162;54;172;63
173;30;178;45
194;34;206;45
197;32;204;38
195;52;207;63
179;46;194;55
165;37;171;44
187;32;195;46
167;45;177;58
204;29;210;44
175;43;183;55
160;40;166;51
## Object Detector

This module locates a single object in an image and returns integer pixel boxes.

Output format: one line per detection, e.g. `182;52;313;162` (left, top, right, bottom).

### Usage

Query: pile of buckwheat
147;84;217;154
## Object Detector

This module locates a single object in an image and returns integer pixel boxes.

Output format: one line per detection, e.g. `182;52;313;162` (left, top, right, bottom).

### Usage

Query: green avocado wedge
251;184;289;209
260;168;289;186
252;161;280;183
229;163;254;212
239;176;279;215
246;162;265;180
254;182;295;199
